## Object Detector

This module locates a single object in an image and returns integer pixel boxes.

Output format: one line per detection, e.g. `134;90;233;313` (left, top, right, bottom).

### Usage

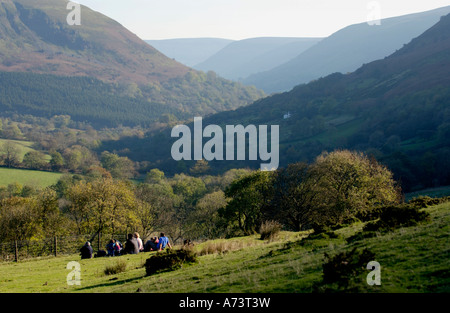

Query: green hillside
0;201;447;293
0;138;49;161
0;167;62;188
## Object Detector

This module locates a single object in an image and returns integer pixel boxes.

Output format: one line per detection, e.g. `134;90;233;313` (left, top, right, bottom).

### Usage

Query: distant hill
0;0;264;126
0;0;187;84
194;37;322;80
101;13;450;192
145;38;234;67
244;6;450;93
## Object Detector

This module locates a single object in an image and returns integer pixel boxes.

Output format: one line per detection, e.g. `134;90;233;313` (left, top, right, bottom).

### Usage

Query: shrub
259;220;282;241
363;204;430;232
104;259;127;275
145;248;197;276
355;206;384;222
321;248;376;289
408;196;450;208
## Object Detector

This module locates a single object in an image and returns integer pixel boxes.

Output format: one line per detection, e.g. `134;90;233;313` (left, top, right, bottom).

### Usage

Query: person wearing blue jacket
157;232;172;251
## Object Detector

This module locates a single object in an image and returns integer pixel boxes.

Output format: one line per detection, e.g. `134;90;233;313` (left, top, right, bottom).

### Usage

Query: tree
268;162;320;231
0;197;41;241
145;169;165;184
189;190;227;239
222;171;273;235
0;141;20;168
189;159;210;176
308;150;401;227
63;145;99;173
35;188;70;236
170;174;207;241
49;150;64;171
100;151;136;179
66;178;138;237
2;123;23;139
22;151;47;170
134;182;180;239
171;174;207;206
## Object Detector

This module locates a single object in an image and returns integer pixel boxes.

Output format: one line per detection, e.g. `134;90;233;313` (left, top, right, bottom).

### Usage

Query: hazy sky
75;0;450;40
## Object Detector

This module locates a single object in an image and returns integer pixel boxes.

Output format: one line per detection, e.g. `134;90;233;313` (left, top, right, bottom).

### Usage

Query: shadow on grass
75;275;144;291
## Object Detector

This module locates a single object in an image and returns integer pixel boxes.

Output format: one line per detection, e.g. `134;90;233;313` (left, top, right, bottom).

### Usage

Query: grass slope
0;167;62;188
0;138;50;162
0;202;448;293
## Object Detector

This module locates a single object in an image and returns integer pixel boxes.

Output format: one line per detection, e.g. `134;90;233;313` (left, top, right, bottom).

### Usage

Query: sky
75;0;450;40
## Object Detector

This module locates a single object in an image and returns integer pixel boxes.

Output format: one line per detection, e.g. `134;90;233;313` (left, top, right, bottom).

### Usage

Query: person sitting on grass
157;232;172;251
114;239;122;256
106;239;115;257
134;232;144;252
80;241;93;259
144;236;159;252
124;233;139;255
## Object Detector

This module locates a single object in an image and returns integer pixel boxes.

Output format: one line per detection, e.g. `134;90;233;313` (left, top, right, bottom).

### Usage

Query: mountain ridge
244;6;450;93
194;37;322;80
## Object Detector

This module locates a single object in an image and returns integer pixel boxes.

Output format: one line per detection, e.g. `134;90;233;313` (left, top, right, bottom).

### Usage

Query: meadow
0;202;447;293
0;138;50;162
0;167;63;188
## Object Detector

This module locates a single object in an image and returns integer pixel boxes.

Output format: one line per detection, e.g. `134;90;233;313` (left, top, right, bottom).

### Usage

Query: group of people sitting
80;232;172;259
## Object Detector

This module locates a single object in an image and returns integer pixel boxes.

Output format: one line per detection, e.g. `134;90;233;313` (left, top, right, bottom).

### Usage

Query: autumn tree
66;178;138;238
0;197;40;241
308;150;401;227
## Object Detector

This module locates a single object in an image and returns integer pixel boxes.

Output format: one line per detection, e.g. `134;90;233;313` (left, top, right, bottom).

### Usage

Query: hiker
124;233;139;254
144;236;159;252
106;239;116;257
80;241;93;259
157;232;172;251
134;232;144;252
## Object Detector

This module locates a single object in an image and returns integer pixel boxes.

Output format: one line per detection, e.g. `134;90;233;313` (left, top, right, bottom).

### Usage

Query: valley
0;0;448;298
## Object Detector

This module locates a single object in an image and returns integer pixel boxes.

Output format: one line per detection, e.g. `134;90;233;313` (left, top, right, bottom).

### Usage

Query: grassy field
0;202;448;293
0;138;50;162
0;167;63;188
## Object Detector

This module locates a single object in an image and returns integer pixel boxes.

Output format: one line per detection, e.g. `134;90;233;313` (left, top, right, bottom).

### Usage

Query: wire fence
0;234;128;262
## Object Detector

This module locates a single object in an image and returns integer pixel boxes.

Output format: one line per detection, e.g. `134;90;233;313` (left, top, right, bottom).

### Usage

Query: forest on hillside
0;71;263;127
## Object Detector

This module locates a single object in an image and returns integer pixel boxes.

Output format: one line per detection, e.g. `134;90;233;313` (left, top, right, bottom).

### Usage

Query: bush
259;220;282;241
355;206;384;222
408;196;450;208
104;259;127;275
321;248;376;289
363;204;430;232
145;248;197;276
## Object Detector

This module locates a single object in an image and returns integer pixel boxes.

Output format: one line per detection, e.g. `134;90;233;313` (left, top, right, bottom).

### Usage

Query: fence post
14;240;18;262
54;236;58;257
